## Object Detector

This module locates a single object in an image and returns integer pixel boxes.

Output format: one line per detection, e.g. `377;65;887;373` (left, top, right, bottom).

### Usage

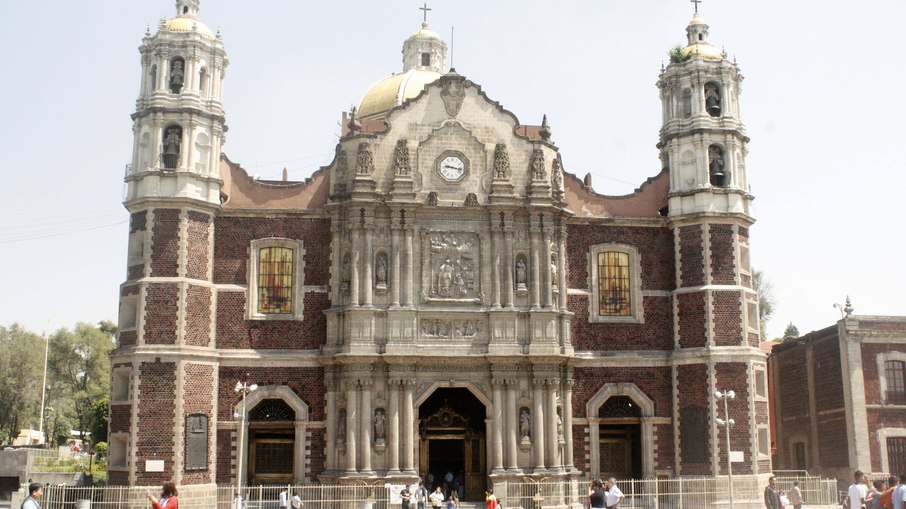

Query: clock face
438;154;466;182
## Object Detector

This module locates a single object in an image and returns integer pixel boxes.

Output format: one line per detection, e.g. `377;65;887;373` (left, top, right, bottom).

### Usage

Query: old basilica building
110;0;770;496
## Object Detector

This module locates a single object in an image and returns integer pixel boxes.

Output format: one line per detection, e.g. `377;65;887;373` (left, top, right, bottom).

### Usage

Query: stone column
545;381;559;469
350;226;361;307
388;381;401;474
345;382;358;473
491;380;505;472
157;53;169;91
185;123;196;171
562;379;575;470
363;228;374;307
404;228;415;307
542;229;553;308
325;386;337;471
532;380;546;470
557;226;568;310
530;221;541;309
504;228;515;308
360;381;374;474
491;227;501;308
506;380;518;471
151;120;163;169
402;380;416;473
391;227;401;308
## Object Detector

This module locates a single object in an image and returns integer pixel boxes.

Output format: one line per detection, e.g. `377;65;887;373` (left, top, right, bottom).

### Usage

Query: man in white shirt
893;475;906;509
604;478;624;509
280;489;289;509
848;471;867;509
291;492;303;509
21;483;42;509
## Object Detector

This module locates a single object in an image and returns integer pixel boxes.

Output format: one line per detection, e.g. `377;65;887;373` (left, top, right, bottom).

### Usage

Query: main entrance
598;396;642;479
247;399;296;485
419;388;486;501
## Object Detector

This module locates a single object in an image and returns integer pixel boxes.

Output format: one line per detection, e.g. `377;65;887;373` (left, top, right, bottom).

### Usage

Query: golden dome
681;42;723;61
164;17;215;39
358;69;441;118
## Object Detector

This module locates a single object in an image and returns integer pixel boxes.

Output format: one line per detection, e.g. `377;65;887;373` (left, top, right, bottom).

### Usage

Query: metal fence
501;476;839;509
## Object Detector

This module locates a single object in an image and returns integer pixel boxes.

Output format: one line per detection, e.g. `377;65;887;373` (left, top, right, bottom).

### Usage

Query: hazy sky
1;0;904;339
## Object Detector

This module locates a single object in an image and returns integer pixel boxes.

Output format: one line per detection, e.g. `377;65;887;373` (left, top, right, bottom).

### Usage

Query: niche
169;57;186;94
708;145;727;187
198;67;208;97
704;82;721;117
514;254;528;291
374;251;389;290
149;65;157;93
162;125;182;170
681;89;693;118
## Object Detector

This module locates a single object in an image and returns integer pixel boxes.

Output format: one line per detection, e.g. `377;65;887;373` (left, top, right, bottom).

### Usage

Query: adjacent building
109;0;770;496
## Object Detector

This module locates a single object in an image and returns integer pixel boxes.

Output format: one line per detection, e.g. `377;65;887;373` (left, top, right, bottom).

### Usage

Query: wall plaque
185;413;209;471
680;406;708;464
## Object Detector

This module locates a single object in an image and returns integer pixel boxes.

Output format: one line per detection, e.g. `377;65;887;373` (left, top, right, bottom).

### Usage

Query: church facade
110;0;770;493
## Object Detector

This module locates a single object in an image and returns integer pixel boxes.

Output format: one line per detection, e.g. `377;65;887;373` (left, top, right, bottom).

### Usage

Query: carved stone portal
421;231;481;302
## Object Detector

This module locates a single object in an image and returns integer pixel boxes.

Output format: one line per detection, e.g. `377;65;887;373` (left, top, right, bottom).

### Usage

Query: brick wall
565;225;674;290
715;363;753;475
217;367;325;421
110;405;131;434
213;217;331;286
181;363;215;484
678;225;703;287
569;295;673;351
215;292;327;349
709;224;736;285
131;211;147;233
215;428;234;485
136;361;176;485
151;209;180;277
143;283;179;345
184;285;212;347
308;428;326;479
572;367;673;418
677;364;711;475
677;293;706;348
713;291;743;347
655;423;675;470
186;211;211;281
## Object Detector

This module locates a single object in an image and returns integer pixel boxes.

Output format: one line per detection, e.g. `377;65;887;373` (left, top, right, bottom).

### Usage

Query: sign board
145;460;165;472
729;451;745;463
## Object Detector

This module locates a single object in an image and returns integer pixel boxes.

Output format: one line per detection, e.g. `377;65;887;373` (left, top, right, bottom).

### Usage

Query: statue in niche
426;192;438;206
708;145;726;187
550;258;558;289
169;60;184;93
337;409;347;443
519;408;531;440
515;257;528;290
375;254;388;288
341;253;351;293
494;143;510;179
162;128;181;169
705;83;721;117
373;409;386;442
551;155;564;194
557;410;563;439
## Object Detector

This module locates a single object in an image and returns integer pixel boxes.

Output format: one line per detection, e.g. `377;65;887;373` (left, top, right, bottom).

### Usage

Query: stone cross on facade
691;0;702;14
420;2;432;23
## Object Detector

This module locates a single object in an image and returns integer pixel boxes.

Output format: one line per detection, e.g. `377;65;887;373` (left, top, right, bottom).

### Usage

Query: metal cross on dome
420;2;432;23
691;0;702;14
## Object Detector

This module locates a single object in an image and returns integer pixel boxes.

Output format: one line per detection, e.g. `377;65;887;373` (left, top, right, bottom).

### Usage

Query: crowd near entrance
419;388;487;501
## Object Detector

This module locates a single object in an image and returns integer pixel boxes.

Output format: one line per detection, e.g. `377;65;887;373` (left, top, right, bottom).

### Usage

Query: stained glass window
257;246;294;314
598;251;630;316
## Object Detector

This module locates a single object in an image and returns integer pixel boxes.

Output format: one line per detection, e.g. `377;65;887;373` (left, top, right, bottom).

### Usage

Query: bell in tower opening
704;82;721;117
162;126;182;169
708;145;727;187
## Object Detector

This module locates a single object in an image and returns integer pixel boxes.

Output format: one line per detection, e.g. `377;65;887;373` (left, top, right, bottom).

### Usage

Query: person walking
604;478;624;509
280;488;289;509
401;485;412;509
788;481;803;509
485;489;498;509
764;476;782;509
848;471;868;509
21;483;42;509
291;492;303;509
416;482;428;509
147;482;179;509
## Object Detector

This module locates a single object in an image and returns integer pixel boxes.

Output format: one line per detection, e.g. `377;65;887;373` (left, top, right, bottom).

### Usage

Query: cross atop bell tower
419;2;432;23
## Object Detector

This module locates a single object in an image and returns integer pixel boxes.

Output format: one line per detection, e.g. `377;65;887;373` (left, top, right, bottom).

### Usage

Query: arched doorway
418;388;486;501
597;396;642;479
248;399;296;485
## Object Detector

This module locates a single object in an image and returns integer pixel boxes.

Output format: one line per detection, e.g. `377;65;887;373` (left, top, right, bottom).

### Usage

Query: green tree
782;322;800;341
47;322;115;442
0;324;46;444
753;269;775;341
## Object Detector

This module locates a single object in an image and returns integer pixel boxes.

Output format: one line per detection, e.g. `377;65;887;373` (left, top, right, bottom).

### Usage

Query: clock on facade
436;152;467;182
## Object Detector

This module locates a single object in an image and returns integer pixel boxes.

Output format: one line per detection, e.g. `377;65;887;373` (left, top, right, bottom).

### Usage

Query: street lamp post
234;381;258;502
714;390;736;509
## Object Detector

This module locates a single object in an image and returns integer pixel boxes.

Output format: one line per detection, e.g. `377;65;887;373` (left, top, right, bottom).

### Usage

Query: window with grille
888;437;906;476
257;246;294;314
886;360;906;404
597;251;630;316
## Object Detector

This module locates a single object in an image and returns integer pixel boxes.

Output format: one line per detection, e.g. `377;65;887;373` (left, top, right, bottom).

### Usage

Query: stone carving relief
550;255;558;292
355;142;374;175
426;192;438;206
551;154;564;194
530;149;546;181
464;193;479;207
337;408;347;443
420;318;484;339
440;74;467;117
493;143;510;180
394;139;411;176
335;146;348;177
422;232;481;301
340;252;351;295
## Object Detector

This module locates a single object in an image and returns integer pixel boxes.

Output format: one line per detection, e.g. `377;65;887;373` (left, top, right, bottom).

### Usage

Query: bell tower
658;11;769;477
110;1;226;493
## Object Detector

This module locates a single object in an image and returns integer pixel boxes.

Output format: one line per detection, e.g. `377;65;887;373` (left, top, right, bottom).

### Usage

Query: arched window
704;82;721;117
248;238;305;320
149;65;158;93
198;67;208;97
708;145;728;187
588;244;643;323
681;89;693;118
161;125;182;169
421;52;431;66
